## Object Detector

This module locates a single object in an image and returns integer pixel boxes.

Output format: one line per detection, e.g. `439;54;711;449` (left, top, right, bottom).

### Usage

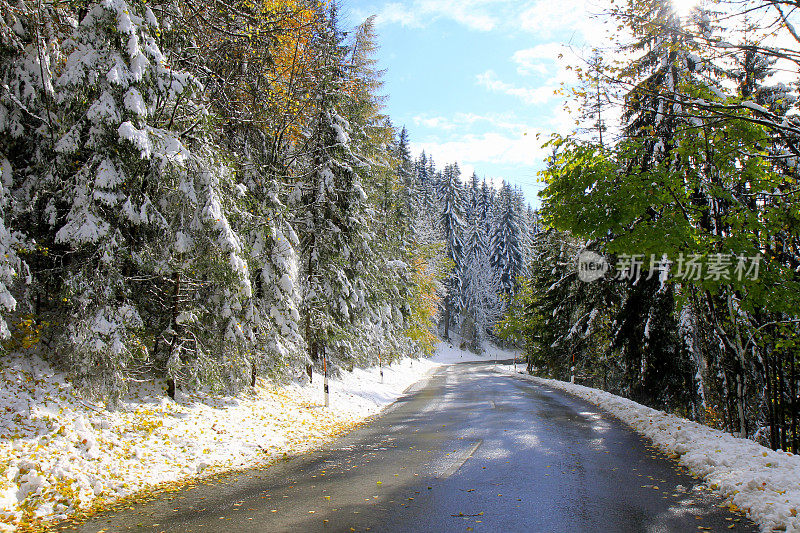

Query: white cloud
421;0;498;31
372;0;512;32
512;43;567;76
518;0;592;38
364;0;612;37
411;131;548;169
515;0;619;52
413;112;529;133
459;163;477;178
476;70;561;105
375;2;424;27
519;0;582;33
547;103;578;136
412;115;456;130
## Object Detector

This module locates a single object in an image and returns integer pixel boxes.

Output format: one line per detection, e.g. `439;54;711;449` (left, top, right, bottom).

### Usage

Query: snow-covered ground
430;339;520;365
0;354;439;531
9;342;796;533
497;366;800;532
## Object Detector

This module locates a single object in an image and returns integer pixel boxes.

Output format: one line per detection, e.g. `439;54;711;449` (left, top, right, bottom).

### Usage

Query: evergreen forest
1;0;799;455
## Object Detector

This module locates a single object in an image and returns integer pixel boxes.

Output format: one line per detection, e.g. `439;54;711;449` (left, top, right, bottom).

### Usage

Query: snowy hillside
430;339;520;364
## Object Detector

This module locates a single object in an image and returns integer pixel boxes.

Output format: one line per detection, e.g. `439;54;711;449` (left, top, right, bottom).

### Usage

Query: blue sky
341;0;601;207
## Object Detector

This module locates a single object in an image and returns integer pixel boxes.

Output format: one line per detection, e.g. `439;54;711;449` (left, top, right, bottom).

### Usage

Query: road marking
438;440;483;479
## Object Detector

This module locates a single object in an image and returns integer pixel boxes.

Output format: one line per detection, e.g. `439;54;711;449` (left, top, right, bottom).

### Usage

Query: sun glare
671;0;698;17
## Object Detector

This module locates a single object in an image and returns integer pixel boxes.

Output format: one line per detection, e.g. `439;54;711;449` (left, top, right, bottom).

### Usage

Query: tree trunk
306;340;319;384
777;350;787;450
305;227;317;383
735;370;747;438
764;348;777;450
726;294;748;438
166;270;182;400
791;347;797;453
443;302;450;340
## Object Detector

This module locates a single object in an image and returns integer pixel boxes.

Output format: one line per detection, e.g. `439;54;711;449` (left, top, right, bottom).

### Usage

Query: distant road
70;362;757;532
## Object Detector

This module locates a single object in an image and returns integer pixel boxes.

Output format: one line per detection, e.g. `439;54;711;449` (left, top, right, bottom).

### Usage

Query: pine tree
175;0;318;383
411;152;442;247
513;187;531;280
0;0;41;343
465;171;480;227
0;0;259;394
461;213;501;350
490;183;523;303
437;163;466;338
295;4;371;370
478;179;492;237
339;16;420;364
395;127;414;238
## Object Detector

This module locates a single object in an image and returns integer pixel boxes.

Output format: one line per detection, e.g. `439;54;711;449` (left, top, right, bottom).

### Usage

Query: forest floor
0;353;439;531
496;365;800;532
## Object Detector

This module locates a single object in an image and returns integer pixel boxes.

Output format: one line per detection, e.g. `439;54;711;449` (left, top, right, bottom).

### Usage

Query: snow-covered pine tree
478;179;493;237
613;0;715;415
168;0;314;382
338;16;415;365
232;151;303;383
461;212;501;351
394;126;414;239
50;0;258;395
408;151;447;352
0;0;42;343
411;152;442;247
458;172;477;316
294;4;370;371
426;155;439;209
0;0;261;395
465;171;479;228
520;204;539;278
0;156;22;342
520;228;618;382
727;42;799;449
539;1;762;421
511;187;530;280
412;152;429;211
490;182;523;305
437;163;466;339
511;228;581;376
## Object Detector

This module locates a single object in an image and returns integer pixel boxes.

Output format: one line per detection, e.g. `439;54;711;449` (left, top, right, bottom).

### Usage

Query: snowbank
501;369;800;532
430;339;520;364
0;355;439;530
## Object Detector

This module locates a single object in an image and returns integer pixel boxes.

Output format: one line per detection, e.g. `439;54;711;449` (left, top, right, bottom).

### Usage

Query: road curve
67;362;757;532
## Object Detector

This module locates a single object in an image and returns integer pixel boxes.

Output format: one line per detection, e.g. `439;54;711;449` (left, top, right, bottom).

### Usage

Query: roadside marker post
570;351;575;384
323;347;330;407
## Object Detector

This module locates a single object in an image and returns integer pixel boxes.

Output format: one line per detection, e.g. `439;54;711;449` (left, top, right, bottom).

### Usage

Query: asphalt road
68;362;757;532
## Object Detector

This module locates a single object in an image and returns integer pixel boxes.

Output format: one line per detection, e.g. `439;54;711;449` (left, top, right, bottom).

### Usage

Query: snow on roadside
289;357;440;420
430;339;520;364
430;341;491;364
0;355;439;531
499;368;800;532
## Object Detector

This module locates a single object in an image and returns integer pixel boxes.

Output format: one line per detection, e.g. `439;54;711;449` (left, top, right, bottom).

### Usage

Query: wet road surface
67;362;757;532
